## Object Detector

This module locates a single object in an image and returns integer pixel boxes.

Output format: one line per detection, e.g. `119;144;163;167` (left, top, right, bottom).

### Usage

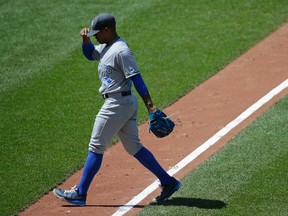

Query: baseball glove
148;109;175;138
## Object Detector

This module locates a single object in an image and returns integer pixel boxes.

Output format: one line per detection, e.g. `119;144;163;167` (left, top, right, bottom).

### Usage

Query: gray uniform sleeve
117;49;140;79
92;44;105;61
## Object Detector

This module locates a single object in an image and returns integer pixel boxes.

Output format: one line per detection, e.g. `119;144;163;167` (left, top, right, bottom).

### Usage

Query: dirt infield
19;23;288;216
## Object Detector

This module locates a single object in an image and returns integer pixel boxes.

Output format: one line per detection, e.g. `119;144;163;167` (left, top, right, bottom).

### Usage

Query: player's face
94;28;108;44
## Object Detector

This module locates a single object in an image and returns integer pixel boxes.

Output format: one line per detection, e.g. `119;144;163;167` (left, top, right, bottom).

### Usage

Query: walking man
53;13;181;206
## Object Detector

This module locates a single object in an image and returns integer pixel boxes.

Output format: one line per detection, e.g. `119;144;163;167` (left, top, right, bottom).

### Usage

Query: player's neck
106;34;119;46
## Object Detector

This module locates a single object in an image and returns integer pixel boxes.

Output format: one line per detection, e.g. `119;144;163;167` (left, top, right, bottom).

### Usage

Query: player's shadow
152;197;227;209
62;204;146;208
62;197;226;209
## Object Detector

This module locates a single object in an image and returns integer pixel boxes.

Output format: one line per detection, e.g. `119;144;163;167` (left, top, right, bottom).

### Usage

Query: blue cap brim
87;29;100;37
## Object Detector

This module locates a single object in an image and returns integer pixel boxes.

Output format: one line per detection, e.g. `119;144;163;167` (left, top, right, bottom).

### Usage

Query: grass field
1;0;288;215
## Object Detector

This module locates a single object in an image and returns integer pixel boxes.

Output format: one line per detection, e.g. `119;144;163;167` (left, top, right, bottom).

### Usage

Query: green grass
1;0;288;215
138;95;288;216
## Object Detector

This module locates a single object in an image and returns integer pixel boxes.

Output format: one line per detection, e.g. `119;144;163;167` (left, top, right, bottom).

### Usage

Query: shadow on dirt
62;197;226;209
62;204;146;208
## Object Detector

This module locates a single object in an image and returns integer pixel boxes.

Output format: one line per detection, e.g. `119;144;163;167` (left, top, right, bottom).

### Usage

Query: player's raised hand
80;27;90;37
80;27;91;44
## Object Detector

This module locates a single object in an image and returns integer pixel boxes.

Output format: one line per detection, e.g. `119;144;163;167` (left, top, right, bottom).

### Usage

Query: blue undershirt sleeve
82;42;95;60
130;73;149;96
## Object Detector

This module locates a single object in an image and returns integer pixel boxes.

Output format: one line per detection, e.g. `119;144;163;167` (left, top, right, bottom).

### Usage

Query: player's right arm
80;27;100;60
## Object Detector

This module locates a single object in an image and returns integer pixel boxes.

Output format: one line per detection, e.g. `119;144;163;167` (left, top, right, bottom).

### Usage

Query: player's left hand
147;105;157;114
148;109;175;138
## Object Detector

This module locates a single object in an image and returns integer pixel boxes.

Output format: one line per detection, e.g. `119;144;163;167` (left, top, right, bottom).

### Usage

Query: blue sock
134;146;172;186
77;151;103;196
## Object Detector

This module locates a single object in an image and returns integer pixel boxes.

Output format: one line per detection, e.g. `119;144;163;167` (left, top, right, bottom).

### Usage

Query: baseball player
53;13;181;206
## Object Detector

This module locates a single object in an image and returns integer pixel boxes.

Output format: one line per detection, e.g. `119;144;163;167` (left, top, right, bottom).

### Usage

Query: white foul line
112;79;288;216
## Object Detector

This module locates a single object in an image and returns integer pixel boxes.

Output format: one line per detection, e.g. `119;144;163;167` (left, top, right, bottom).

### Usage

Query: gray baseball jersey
92;37;140;95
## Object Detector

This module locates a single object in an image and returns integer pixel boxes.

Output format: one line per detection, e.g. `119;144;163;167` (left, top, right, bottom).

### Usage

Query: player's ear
105;26;116;33
103;27;110;34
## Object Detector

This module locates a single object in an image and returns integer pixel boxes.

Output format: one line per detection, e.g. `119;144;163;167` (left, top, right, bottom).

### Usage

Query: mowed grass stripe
138;96;288;216
1;0;288;215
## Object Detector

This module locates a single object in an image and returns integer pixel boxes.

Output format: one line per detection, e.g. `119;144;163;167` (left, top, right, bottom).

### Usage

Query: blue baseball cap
87;13;116;37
